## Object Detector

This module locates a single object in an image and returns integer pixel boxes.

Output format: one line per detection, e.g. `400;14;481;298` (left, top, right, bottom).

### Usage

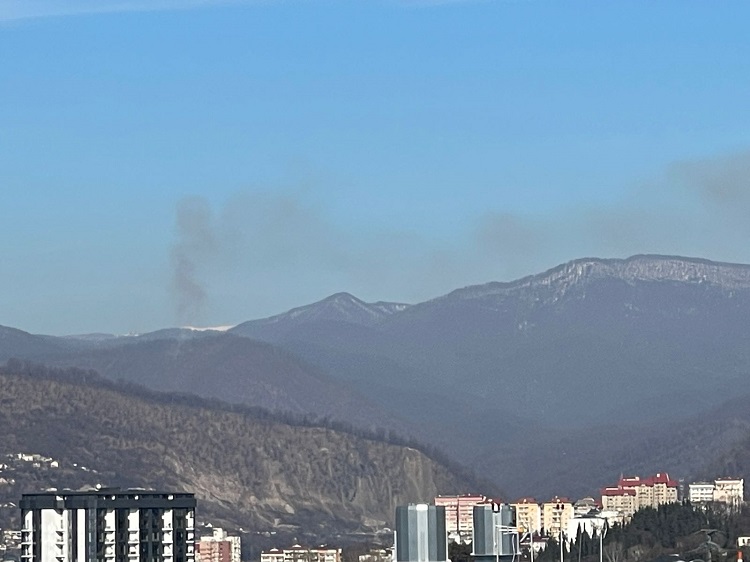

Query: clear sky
2;0;750;335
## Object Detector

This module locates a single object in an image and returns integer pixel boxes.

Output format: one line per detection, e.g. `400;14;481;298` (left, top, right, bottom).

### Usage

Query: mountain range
3;254;750;502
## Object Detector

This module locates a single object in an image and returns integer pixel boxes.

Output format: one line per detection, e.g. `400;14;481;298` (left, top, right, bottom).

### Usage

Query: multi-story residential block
601;488;637;518
357;548;391;562
601;473;678;518
714;478;744;508
541;497;574;539
686;478;744;508
260;546;341;562
433;495;487;540
510;498;541;536
196;529;240;562
19;489;196;562
688;482;715;504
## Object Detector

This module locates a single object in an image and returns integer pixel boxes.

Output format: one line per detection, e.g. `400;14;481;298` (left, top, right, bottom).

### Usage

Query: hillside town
435;473;745;548
0;471;747;562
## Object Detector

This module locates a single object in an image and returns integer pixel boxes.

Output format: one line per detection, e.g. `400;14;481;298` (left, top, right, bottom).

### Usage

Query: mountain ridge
428;254;750;305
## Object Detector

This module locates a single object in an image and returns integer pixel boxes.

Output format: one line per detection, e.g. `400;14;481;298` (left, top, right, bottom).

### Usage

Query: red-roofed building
602;473;678;517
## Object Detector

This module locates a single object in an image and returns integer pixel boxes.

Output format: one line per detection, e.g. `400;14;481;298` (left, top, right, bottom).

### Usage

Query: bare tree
603;542;625;562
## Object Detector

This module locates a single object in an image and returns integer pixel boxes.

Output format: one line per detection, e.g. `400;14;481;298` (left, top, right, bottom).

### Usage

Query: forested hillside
0;362;483;542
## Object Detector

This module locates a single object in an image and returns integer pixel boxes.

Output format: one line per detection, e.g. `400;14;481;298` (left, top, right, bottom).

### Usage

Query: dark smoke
170;197;217;325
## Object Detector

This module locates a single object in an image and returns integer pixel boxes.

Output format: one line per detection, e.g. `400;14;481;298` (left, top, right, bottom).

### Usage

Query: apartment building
541;497;574;539
601;488;637;518
260;546;341;562
600;473;678;518
19;489;196;562
510;498;541;536
714;478;744;508
688;482;715;504
433;495;487;540
196;529;240;562
686;478;744;508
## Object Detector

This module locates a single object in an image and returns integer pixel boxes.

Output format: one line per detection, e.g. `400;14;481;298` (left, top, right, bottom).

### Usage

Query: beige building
601;487;637;517
601;473;678;518
512;498;542;535
542;497;574;539
714;478;744;509
261;546;341;562
196;528;241;562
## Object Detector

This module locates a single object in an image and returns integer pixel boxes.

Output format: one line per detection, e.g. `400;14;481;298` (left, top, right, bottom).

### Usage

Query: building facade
20;490;196;562
601;488;637;518
688;482;715;504
260;546;341;562
433;495;486;541
511;499;541;536
541;498;574;539
196;529;240;562
600;473;678;518
394;504;447;562
713;478;744;508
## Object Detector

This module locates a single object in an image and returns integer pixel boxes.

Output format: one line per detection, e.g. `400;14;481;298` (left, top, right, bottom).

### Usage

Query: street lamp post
556;503;564;562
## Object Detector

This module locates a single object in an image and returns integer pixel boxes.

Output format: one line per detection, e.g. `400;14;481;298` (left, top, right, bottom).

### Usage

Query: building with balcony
688;482;715;504
601;488;637;518
510;498;541;536
19;489;195;562
260;546;341;562
600;473;678;518
541;497;573;539
714;478;744;509
196;529;240;562
433;495;487;542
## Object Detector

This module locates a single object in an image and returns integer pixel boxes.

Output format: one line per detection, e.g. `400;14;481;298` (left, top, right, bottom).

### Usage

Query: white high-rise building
20;489;196;562
714;478;744;509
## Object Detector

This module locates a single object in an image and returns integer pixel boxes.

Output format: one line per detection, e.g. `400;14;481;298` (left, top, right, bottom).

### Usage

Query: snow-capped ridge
240;292;411;329
438;255;750;302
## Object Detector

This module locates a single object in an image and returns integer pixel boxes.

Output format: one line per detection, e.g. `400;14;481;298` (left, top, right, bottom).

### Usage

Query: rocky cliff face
0;368;476;539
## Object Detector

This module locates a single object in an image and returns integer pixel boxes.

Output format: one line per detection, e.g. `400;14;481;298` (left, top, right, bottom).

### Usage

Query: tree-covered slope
0;364;482;542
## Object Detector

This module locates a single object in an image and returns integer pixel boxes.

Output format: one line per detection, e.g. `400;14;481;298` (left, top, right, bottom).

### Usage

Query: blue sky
2;0;750;334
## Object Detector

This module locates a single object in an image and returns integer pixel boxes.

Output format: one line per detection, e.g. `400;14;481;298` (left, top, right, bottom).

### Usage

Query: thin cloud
0;0;484;21
0;0;250;22
172;147;750;325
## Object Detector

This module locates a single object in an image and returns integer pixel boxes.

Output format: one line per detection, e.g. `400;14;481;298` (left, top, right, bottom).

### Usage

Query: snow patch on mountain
245;292;410;328
439;255;750;303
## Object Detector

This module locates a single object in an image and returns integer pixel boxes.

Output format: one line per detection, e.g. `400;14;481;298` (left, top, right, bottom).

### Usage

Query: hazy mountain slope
0;366;482;541
221;255;750;495
361;255;750;425
231;292;409;342
0;325;78;361
474;392;750;499
43;333;406;433
5;254;750;500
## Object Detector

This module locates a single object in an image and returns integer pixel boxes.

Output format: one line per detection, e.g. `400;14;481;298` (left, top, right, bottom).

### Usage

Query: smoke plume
170;197;217;325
